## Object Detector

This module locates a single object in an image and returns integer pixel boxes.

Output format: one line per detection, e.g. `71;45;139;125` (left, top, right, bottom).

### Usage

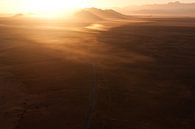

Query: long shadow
93;22;195;129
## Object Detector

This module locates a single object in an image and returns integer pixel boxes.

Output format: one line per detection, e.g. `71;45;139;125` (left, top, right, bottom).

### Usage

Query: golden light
21;0;90;18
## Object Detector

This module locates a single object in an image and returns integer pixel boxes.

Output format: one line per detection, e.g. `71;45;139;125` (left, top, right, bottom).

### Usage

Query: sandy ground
0;18;195;129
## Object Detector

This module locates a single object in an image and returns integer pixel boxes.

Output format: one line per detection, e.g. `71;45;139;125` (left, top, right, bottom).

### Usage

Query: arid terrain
0;17;195;129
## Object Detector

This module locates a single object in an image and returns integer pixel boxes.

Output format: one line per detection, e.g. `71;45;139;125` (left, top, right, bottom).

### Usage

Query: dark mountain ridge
74;8;129;22
118;1;195;17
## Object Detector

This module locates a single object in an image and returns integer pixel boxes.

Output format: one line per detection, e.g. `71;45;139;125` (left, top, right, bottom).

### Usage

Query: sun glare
21;0;90;18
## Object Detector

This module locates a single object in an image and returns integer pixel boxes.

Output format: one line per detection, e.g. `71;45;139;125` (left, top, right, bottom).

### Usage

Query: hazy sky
1;0;195;13
91;0;195;7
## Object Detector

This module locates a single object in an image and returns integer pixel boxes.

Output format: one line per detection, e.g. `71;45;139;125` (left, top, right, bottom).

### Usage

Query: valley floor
0;18;195;129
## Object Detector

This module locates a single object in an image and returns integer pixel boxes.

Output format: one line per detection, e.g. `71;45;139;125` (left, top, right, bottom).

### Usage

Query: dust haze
0;7;195;129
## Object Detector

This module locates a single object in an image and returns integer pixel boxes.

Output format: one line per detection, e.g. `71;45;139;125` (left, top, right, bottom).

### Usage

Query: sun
21;0;90;18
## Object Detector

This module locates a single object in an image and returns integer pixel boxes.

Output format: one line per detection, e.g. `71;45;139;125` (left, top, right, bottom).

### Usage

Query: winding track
83;64;98;129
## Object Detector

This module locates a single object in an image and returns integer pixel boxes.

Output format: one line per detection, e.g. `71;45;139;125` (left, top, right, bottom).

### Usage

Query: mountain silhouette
73;8;128;22
118;1;195;17
84;8;128;19
74;9;103;22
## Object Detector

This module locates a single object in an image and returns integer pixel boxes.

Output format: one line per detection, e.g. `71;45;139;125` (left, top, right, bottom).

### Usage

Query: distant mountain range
117;1;195;17
74;8;129;22
9;8;129;22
